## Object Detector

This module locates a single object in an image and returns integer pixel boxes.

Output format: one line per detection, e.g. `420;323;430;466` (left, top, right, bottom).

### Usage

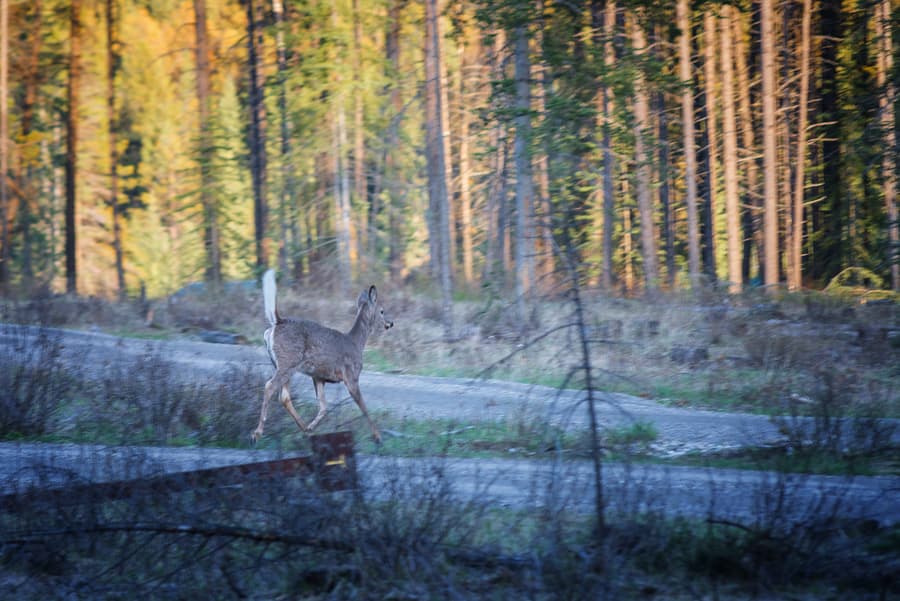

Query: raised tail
262;269;280;327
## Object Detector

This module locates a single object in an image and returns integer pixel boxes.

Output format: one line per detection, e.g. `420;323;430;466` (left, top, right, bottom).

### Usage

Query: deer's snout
384;317;394;330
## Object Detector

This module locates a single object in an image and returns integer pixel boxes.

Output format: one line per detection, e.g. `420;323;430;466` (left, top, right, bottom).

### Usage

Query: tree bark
194;0;220;285
456;36;474;287
384;0;406;280
701;9;719;281
0;0;8;290
631;15;659;294
108;0;125;297
424;0;453;336
761;0;779;289
677;0;701;286
878;0;898;290
790;0;812;291
246;0;268;272
653;25;674;288
513;22;534;320
65;0;83;294
720;4;741;293
352;0;367;263
273;0;295;278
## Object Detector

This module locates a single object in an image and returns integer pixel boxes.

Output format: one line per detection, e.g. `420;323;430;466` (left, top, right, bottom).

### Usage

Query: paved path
0;442;896;526
2;323;897;457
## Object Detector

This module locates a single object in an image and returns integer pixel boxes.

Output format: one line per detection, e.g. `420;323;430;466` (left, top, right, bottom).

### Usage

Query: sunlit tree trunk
0;0;8;291
273;0;295;278
701;9;719;281
246;0;268;271
653;25;674;288
425;0;453;336
720;4;741;293
352;0;367;263
108;0;125;297
513;22;534;319
384;0;406;280
65;0;83;294
877;0;898;291
761;0;779;290
789;0;812;291
456;35;474;287
630;15;659;294
333;105;353;290
677;0;700;286
733;12;761;282
18;0;42;288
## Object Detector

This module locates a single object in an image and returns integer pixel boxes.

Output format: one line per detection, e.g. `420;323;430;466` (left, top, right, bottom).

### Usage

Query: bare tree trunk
653;25;674;288
194;0;220;285
720;4;741;293
247;0;268;272
456;36;474;287
65;0;83;294
273;0;295;278
0;0;8;291
701;9;719;281
333;105;353;290
878;0;898;291
108;0;125;297
677;0;700;287
631;15;659;294
761;0;779;290
733;12;761;283
424;0;453;336
513;23;534;320
790;0;812;291
603;0;617;291
351;0;367;265
18;0;42;288
384;0;406;280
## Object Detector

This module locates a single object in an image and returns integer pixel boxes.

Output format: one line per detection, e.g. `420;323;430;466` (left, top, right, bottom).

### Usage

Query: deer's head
358;285;393;331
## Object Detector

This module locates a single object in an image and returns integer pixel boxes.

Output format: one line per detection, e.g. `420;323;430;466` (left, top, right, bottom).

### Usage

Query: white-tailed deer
252;270;393;444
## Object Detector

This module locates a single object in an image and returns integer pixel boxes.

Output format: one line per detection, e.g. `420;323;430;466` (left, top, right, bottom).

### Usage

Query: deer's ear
368;285;377;303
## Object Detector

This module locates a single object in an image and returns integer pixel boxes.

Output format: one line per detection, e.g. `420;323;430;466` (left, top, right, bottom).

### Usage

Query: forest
0;0;897;306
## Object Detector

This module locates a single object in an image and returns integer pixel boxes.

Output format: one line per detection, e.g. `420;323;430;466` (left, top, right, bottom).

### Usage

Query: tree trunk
18;0;43;287
878;0;898;291
0;0;8;291
108;0;125;297
631;16;659;294
273;0;295;278
701;9;719;281
194;0;220;285
513;23;534;320
351;0;367;264
720;4;741;293
733;11;761;283
677;0;701;286
384;0;405;280
653;25;674;288
790;0;812;291
65;0;83;294
333;105;352;290
246;0;268;272
456;35;474;287
761;0;779;289
424;0;453;336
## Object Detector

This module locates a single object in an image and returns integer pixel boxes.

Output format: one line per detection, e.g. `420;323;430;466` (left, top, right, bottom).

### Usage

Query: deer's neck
347;310;371;350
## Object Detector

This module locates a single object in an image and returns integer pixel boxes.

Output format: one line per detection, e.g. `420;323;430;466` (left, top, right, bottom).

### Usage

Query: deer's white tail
263;269;279;327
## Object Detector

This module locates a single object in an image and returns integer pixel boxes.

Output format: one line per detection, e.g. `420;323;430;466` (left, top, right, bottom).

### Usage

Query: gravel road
6;323;890;456
0;442;896;526
2;323;898;527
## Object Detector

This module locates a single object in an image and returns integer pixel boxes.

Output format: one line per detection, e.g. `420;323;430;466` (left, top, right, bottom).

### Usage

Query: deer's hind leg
306;377;329;433
252;367;295;443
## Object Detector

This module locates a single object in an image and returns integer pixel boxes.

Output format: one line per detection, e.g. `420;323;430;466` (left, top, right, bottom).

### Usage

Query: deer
251;269;393;445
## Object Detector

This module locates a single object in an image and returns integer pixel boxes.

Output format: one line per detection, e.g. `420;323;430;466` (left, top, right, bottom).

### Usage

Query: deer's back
270;318;361;383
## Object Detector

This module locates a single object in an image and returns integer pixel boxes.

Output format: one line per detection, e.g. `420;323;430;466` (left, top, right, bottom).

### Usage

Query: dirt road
4;323;876;456
0;442;896;526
